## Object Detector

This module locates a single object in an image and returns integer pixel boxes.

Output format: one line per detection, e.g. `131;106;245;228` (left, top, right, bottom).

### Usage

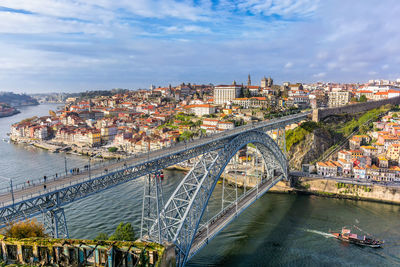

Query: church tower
261;76;267;88
267;76;273;87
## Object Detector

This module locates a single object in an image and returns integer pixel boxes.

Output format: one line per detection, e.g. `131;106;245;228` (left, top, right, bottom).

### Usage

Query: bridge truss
143;130;288;266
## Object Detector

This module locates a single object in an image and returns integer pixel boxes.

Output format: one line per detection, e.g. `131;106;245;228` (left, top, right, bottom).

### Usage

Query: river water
1;104;400;266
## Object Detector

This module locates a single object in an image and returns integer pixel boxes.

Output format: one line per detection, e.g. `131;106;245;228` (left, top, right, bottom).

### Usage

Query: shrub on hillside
5;219;47;239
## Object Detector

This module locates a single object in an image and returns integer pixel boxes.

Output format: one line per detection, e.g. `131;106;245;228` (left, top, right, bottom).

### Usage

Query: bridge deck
188;174;283;260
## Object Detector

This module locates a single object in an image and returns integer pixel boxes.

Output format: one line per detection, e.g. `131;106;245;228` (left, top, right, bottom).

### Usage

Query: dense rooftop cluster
9;77;400;160
316;111;400;184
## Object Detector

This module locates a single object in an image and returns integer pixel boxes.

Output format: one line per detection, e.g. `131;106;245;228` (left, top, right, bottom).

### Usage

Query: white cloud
165;25;211;34
313;72;326;78
1;0;400;91
284;62;293;68
237;0;319;17
0;12;107;35
0;0;113;22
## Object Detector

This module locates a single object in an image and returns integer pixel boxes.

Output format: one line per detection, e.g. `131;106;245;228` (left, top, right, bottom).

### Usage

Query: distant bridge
0;111;310;266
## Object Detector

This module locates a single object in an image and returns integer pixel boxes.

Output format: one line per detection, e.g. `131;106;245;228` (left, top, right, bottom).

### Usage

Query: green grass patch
338;105;391;136
286;121;320;151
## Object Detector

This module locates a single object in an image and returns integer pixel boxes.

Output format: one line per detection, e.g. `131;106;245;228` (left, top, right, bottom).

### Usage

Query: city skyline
1;0;400;93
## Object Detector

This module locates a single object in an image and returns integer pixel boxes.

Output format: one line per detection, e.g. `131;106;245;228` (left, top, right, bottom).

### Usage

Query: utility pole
0;176;14;206
10;179;14;206
64;156;68;176
88;157;91;179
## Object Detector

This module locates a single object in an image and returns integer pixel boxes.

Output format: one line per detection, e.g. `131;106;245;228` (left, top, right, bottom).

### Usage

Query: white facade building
214;84;242;105
184;104;216;116
328;91;351;107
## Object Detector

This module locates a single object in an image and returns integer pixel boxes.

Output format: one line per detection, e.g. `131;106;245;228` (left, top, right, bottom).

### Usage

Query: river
0;104;400;266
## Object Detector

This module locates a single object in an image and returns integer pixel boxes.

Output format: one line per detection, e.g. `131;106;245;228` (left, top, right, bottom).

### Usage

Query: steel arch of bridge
146;130;287;266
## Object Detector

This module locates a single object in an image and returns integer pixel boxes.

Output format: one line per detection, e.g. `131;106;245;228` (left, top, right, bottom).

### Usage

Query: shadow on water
188;192;312;267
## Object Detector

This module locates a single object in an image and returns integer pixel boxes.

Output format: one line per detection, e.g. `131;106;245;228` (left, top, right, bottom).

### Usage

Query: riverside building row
315;111;400;183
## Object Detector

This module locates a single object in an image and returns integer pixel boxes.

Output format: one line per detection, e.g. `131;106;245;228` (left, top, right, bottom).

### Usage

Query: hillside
0;92;39;107
286;121;333;170
286;105;392;170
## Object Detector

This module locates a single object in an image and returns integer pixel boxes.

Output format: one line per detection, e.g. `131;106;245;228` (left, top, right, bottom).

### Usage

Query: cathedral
261;76;273;88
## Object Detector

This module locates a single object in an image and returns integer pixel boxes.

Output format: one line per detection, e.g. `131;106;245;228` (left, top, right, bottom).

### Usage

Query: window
7;245;18;261
22;246;33;263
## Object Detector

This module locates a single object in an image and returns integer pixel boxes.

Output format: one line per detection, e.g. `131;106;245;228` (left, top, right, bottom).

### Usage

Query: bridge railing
0;159;135;208
190;175;282;259
0;157;120;194
196;176;269;235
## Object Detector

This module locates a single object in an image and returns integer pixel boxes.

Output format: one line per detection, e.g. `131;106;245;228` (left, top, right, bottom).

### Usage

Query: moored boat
331;227;383;248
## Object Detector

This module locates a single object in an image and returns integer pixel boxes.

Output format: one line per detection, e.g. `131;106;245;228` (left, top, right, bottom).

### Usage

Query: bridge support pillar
289;174;298;188
43;208;69;238
140;172;164;243
276;127;286;155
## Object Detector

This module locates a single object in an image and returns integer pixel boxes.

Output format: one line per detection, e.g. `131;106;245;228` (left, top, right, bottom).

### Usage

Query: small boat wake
306;229;335;238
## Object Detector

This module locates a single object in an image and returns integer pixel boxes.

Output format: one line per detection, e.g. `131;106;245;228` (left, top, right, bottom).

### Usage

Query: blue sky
1;0;400;93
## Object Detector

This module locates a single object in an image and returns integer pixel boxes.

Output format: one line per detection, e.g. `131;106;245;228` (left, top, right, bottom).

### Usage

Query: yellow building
88;130;101;146
387;144;400;161
178;125;191;134
223;108;232;115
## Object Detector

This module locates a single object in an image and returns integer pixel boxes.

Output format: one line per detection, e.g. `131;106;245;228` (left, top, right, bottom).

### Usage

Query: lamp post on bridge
64;156;68;176
89;156;91;179
0;175;14;206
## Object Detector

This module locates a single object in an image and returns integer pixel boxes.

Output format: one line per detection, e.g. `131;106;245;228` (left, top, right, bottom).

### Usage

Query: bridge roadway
188;174;284;260
0;112;309;224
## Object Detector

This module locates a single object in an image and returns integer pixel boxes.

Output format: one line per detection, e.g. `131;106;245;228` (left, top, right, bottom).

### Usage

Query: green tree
359;124;369;134
243;88;251;98
95;232;109;240
179;130;193;141
108;147;118;152
194;120;202;127
359;95;367;102
109;222;136;241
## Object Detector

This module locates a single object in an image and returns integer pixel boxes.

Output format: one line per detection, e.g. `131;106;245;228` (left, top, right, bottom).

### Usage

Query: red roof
375;92;388;95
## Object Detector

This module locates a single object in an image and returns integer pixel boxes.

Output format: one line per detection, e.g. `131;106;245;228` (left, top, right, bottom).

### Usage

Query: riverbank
275;177;400;205
10;136;126;159
166;165;400;205
0;108;20;118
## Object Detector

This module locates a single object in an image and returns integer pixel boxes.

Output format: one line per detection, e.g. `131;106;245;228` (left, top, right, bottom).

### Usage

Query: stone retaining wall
312;96;400;122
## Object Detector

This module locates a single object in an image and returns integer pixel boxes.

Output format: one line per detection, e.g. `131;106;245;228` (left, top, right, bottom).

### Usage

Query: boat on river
330;227;383;248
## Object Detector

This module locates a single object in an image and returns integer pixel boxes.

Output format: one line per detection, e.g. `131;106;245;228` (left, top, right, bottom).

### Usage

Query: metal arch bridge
143;129;289;266
0;112;310;263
